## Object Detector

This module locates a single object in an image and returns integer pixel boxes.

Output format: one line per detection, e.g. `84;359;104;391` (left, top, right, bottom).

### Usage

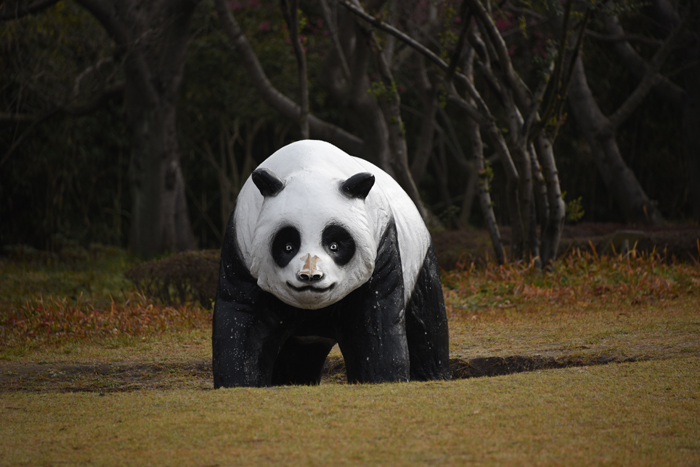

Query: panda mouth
286;282;336;293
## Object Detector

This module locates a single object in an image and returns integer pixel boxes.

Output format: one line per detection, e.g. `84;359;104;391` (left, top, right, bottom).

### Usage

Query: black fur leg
213;304;285;388
336;221;410;383
213;211;288;388
405;242;451;380
271;337;336;385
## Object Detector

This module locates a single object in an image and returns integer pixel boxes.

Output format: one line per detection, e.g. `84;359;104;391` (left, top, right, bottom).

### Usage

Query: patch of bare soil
432;223;700;269
0;360;213;393
0;348;681;393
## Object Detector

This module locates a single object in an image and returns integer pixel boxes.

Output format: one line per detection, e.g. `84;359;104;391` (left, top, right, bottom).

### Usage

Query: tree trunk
646;0;700;222
469;118;505;264
682;63;700;222
409;55;438;185
568;56;664;225
76;0;199;257
534;134;565;265
127;103;195;256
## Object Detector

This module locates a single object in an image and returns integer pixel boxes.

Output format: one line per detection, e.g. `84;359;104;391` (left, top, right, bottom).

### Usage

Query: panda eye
322;224;356;266
272;226;301;267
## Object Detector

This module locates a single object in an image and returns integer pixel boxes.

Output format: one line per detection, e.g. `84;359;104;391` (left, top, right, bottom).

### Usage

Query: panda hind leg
271;336;336;385
405;243;451;381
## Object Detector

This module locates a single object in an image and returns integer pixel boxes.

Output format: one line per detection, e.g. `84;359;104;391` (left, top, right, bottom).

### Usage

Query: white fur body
233;140;431;310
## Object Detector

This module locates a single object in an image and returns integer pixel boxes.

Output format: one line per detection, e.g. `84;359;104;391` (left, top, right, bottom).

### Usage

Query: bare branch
0;82;124;170
339;0;444;72
533;5;591;142
74;0;156;105
319;0;351;80
281;0;309;138
609;19;685;128
585;29;664;46
73;0;130;47
600;14;685;109
535;0;571;131
215;0;363;155
409;56;439;182
348;0;429;222
0;0;59;20
467;27;489;68
72;57;114;100
465;0;530;108
64;82;124;116
521;60;554;139
474;58;505;106
0;81;124;127
339;0;489;124
444;1;472;84
0;113;38;125
437;105;469;170
549;7;591;142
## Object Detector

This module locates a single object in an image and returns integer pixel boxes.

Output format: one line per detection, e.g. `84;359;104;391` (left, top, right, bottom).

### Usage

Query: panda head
248;167;378;310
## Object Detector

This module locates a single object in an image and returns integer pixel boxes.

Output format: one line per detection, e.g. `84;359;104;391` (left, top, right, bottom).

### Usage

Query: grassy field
1;244;699;465
2;357;699;466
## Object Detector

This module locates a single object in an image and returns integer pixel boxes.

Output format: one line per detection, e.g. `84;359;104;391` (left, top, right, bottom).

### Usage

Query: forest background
1;0;698;261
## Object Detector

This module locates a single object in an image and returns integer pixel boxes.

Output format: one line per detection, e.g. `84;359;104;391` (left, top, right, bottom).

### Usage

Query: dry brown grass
0;247;700;466
2;357;698;466
1;246;700;465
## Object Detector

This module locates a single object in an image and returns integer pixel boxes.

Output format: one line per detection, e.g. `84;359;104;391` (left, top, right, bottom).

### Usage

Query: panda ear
252;168;284;197
340;172;375;200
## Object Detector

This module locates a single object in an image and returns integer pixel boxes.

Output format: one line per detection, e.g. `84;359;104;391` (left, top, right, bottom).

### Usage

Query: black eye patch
272;226;301;267
322;224;356;266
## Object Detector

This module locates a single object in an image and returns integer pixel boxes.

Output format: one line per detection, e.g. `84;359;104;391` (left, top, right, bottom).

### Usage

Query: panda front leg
213;212;289;388
336;307;410;384
212;299;287;388
336;221;410;383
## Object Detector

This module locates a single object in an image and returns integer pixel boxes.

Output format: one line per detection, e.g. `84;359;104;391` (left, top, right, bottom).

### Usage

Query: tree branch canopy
608;19;685;128
0;81;124;128
585;29;663;46
280;0;309;139
599;14;685;109
74;0;157;105
0;113;39;125
0;0;59;20
339;0;490;125
214;0;363;155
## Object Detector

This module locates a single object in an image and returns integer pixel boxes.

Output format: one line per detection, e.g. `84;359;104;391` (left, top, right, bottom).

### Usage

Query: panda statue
213;140;450;387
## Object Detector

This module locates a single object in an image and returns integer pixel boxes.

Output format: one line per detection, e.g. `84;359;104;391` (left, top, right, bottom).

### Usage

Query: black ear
340;172;375;200
252;168;284;197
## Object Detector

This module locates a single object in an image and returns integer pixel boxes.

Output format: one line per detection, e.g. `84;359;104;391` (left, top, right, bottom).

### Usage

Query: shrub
125;250;220;307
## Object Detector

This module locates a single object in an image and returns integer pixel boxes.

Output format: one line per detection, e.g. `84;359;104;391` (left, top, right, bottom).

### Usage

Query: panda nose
298;271;324;282
298;254;324;283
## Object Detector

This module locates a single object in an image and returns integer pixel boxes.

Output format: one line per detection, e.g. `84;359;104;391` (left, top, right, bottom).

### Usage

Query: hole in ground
0;354;650;393
322;354;646;382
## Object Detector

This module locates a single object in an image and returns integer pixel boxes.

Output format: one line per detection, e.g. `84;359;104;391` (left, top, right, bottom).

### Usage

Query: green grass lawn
1;245;699;465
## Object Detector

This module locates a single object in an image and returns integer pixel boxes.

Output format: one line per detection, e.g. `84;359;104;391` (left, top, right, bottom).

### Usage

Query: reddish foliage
1;295;210;348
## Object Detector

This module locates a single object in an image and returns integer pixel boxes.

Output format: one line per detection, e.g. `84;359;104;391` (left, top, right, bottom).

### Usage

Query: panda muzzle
298;253;324;283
